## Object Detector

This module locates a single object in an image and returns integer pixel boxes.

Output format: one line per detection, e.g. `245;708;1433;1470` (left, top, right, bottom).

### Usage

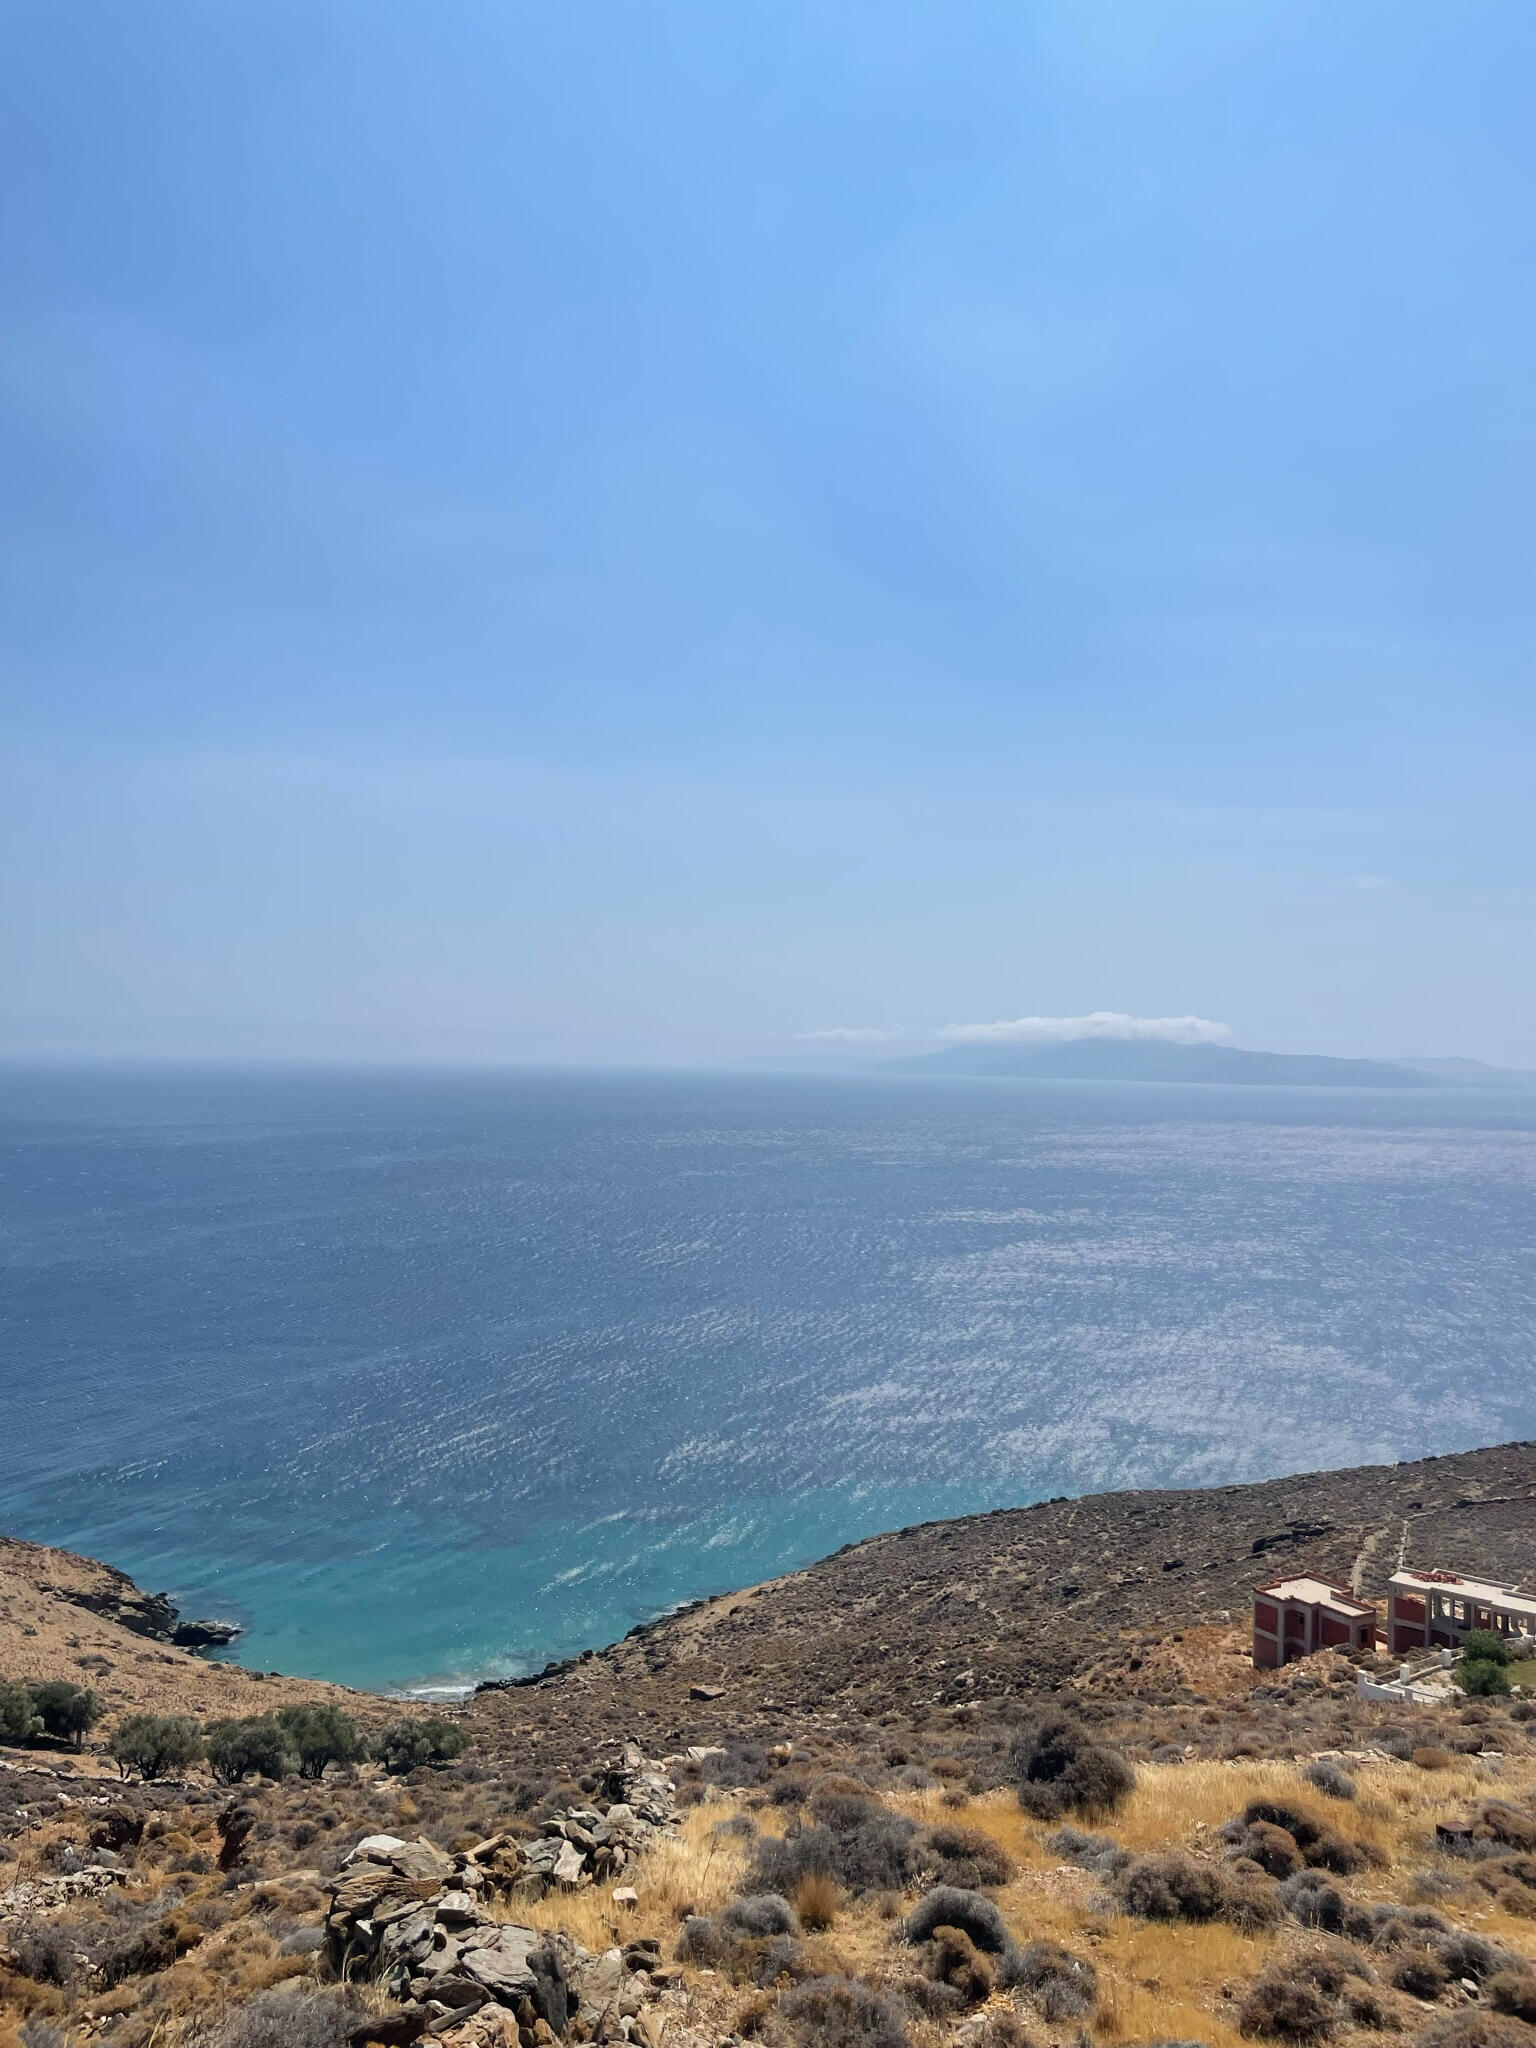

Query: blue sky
3;1;1534;1063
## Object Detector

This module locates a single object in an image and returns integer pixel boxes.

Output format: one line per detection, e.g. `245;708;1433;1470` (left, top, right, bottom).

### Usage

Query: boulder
331;1865;400;1917
438;2008;518;2048
419;1976;487;2016
390;1839;458;1884
467;1834;513;1860
376;1890;441;1926
348;1834;409;1866
566;1947;625;2013
461;1941;539;2003
381;1912;436;1960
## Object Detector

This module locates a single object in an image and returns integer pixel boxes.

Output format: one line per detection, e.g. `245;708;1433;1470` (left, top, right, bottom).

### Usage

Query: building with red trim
1252;1575;1377;1669
1386;1569;1536;1657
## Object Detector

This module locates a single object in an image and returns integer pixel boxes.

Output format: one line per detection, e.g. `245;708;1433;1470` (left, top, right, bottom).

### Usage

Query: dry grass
792;1870;841;1930
489;1805;753;1954
881;1744;1536;2047
6;1686;1536;2048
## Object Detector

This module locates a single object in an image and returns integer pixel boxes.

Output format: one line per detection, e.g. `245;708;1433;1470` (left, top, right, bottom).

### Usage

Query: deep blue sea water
3;1065;1534;1693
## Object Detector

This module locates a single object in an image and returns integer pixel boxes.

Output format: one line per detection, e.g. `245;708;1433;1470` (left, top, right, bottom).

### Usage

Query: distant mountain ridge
1394;1056;1536;1089
896;1038;1430;1086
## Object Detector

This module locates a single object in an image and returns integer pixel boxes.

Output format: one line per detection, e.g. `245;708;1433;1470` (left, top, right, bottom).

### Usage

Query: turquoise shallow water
3;1065;1534;1691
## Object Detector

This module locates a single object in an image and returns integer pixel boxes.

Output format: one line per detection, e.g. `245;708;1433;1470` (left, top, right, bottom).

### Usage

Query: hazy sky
4;2;1534;1065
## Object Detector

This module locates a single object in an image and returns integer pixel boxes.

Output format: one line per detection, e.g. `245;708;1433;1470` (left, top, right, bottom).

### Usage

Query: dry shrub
1475;1804;1536;1853
1116;1853;1226;1923
749;1797;921;1897
1367;1907;1449;1951
736;1991;774;2038
3;1924;79;1992
1239;1971;1336;2042
1224;1877;1286;1934
1010;1939;1097;2020
1344;1983;1401;2031
925;1822;1014;1890
1487;1969;1536;2024
791;1871;840;1931
678;1915;735;1968
1432;1930;1508;1986
748;1934;815;1990
1307;1828;1369;1875
966;2013;1032;2048
96;1912;207;1986
1389;1948;1450;2001
722;1895;801;1939
1304;1761;1357;1801
1237;1821;1305;1879
1234;1801;1367;1877
1294;1944;1372;1999
808;1775;871;1808
902;1886;1013;1958
768;1773;813;1809
1243;1800;1323;1847
1413;2016;1536;2048
1280;1870;1355;1935
900;1972;964;2021
764;1974;910;2048
181;1985;375;2048
924;1924;995;2006
1048;1825;1131;1877
1013;1720;1134;1821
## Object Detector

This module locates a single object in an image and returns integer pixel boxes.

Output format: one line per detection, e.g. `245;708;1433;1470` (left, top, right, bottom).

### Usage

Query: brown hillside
467;1438;1536;1766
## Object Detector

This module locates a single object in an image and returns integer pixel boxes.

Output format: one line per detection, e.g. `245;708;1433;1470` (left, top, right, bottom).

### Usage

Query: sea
3;1064;1534;1695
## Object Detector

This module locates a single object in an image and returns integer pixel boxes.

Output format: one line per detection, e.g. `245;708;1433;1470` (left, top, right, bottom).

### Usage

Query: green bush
28;1680;102;1748
205;1715;299;1784
1461;1631;1511;1667
374;1716;466;1774
1456;1659;1513;1698
274;1703;367;1779
0;1679;44;1745
111;1713;205;1780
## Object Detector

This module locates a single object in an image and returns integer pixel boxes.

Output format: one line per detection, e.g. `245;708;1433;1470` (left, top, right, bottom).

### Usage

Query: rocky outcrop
13;1544;242;1652
325;1746;682;2046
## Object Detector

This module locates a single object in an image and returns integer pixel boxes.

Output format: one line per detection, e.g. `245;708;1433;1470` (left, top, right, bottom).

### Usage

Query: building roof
1255;1576;1375;1617
1390;1568;1536;1621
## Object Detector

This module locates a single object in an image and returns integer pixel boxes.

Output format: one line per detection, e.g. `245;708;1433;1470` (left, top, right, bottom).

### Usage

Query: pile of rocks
325;1747;683;2047
0;1865;126;1918
513;1744;680;1900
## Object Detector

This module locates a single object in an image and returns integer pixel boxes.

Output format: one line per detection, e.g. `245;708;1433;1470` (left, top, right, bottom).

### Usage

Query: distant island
898;1039;1433;1086
767;1040;1536;1086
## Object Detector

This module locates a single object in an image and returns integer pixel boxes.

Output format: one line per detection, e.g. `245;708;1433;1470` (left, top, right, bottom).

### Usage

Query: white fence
1356;1671;1446;1705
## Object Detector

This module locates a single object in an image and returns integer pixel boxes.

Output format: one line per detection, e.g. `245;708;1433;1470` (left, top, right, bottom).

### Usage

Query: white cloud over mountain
937;1011;1233;1046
